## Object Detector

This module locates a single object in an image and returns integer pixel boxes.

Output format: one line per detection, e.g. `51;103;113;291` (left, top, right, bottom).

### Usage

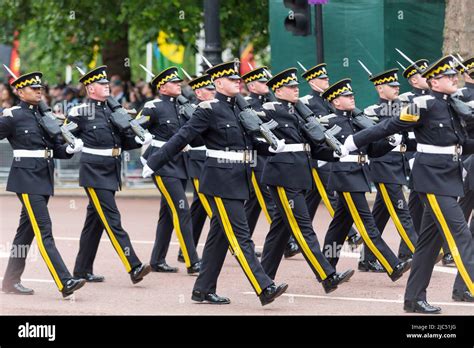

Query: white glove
135;132;153;146
334;144;349;158
142;164;154;178
66;138;84;154
388;133;403;147
344;135;357;152
408;158;415;170
268;139;286;153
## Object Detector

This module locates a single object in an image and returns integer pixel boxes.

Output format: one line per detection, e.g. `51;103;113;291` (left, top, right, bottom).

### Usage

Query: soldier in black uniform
176;73;216;263
142;60;288;306
138;67;201;274
321;78;412;283
68;66;152;285
345;56;474;312
359;69;418;271
299;63;362;249
241;66;299;258
450;57;474;302
1;71;86;297
258;68;355;293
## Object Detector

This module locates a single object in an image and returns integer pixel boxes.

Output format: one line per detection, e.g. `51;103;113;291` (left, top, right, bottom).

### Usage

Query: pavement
0;193;472;315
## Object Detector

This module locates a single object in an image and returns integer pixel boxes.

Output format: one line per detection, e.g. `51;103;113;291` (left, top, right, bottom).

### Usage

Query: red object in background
240;43;256;76
9;30;20;83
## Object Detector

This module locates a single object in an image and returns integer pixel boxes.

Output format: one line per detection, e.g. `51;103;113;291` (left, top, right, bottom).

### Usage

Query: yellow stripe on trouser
87;188;132;272
22;194;64;290
378;183;415;253
426;194;474;294
342;192;394;274
312;168;335;216
193;178;213;218
154;176;192;268
277;187;328;280
251;171;272;224
214;197;262;294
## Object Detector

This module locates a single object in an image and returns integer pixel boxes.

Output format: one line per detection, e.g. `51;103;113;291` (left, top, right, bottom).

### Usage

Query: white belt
13;149;53;158
416;144;462;155
318;160;328;168
151;140;166;147
82;147;122;157
391;144;407;152
188;145;207;151
152;139;188;152
206;149;254;162
339;154;369;164
280;143;311;152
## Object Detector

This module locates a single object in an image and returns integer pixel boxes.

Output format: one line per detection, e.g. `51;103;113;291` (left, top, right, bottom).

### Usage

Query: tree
0;0;269;84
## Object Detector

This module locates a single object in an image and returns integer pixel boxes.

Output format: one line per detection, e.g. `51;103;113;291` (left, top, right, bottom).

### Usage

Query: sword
139;64;155;78
358;60;373;77
297;61;308;72
247;62;254;70
396;61;406;71
395;48;423;73
451;54;469;72
75;66;86;76
180;67;193;80
200;54;213;69
3;64;18;79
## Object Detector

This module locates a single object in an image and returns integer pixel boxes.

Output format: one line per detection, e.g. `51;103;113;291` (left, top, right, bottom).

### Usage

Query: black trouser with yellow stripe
261;186;336;281
74;188;141;276
453;179;474;293
363;183;418;262
245;170;277;236
3;194;72;292
190;177;213;246
306;166;359;240
150;176;200;268
323;192;401;275
405;193;474;301
193;196;273;295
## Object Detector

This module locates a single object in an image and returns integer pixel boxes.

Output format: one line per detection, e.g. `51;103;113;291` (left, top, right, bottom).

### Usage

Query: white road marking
242;292;474;308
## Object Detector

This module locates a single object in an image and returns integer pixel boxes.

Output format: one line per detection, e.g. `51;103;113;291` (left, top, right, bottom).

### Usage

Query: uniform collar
216;92;236;105
275;98;294;109
19;100;38;111
465;82;474;89
412;87;428;96
159;94;177;103
430;90;450;101
250;92;265;101
311;89;324;98
334;108;352;117
88;98;106;106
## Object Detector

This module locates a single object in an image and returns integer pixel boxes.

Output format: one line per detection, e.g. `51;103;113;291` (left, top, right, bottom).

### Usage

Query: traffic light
284;0;311;36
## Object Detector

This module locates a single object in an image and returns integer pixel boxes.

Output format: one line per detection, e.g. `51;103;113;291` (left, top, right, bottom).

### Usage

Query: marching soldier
1;71;86;297
68;66;152;284
241;66;299;258
177;73;216;263
259;68;355;293
142;60;288;306
320;78;412;283
138;67;201;274
450;57;474;302
299;63;362;249
359;68;418;271
344;56;474;313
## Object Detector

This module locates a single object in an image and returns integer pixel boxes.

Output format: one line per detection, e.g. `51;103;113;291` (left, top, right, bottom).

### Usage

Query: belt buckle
304;143;311;152
400;144;407;153
453;145;461;161
44;149;52;158
358;155;367;164
112;148;120;157
244;150;251;163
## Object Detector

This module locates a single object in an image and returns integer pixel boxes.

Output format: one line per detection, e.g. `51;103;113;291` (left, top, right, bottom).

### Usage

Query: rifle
294;100;343;155
38;101;78;147
352;107;396;143
106;97;150;142
235;94;281;150
176;95;196;121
